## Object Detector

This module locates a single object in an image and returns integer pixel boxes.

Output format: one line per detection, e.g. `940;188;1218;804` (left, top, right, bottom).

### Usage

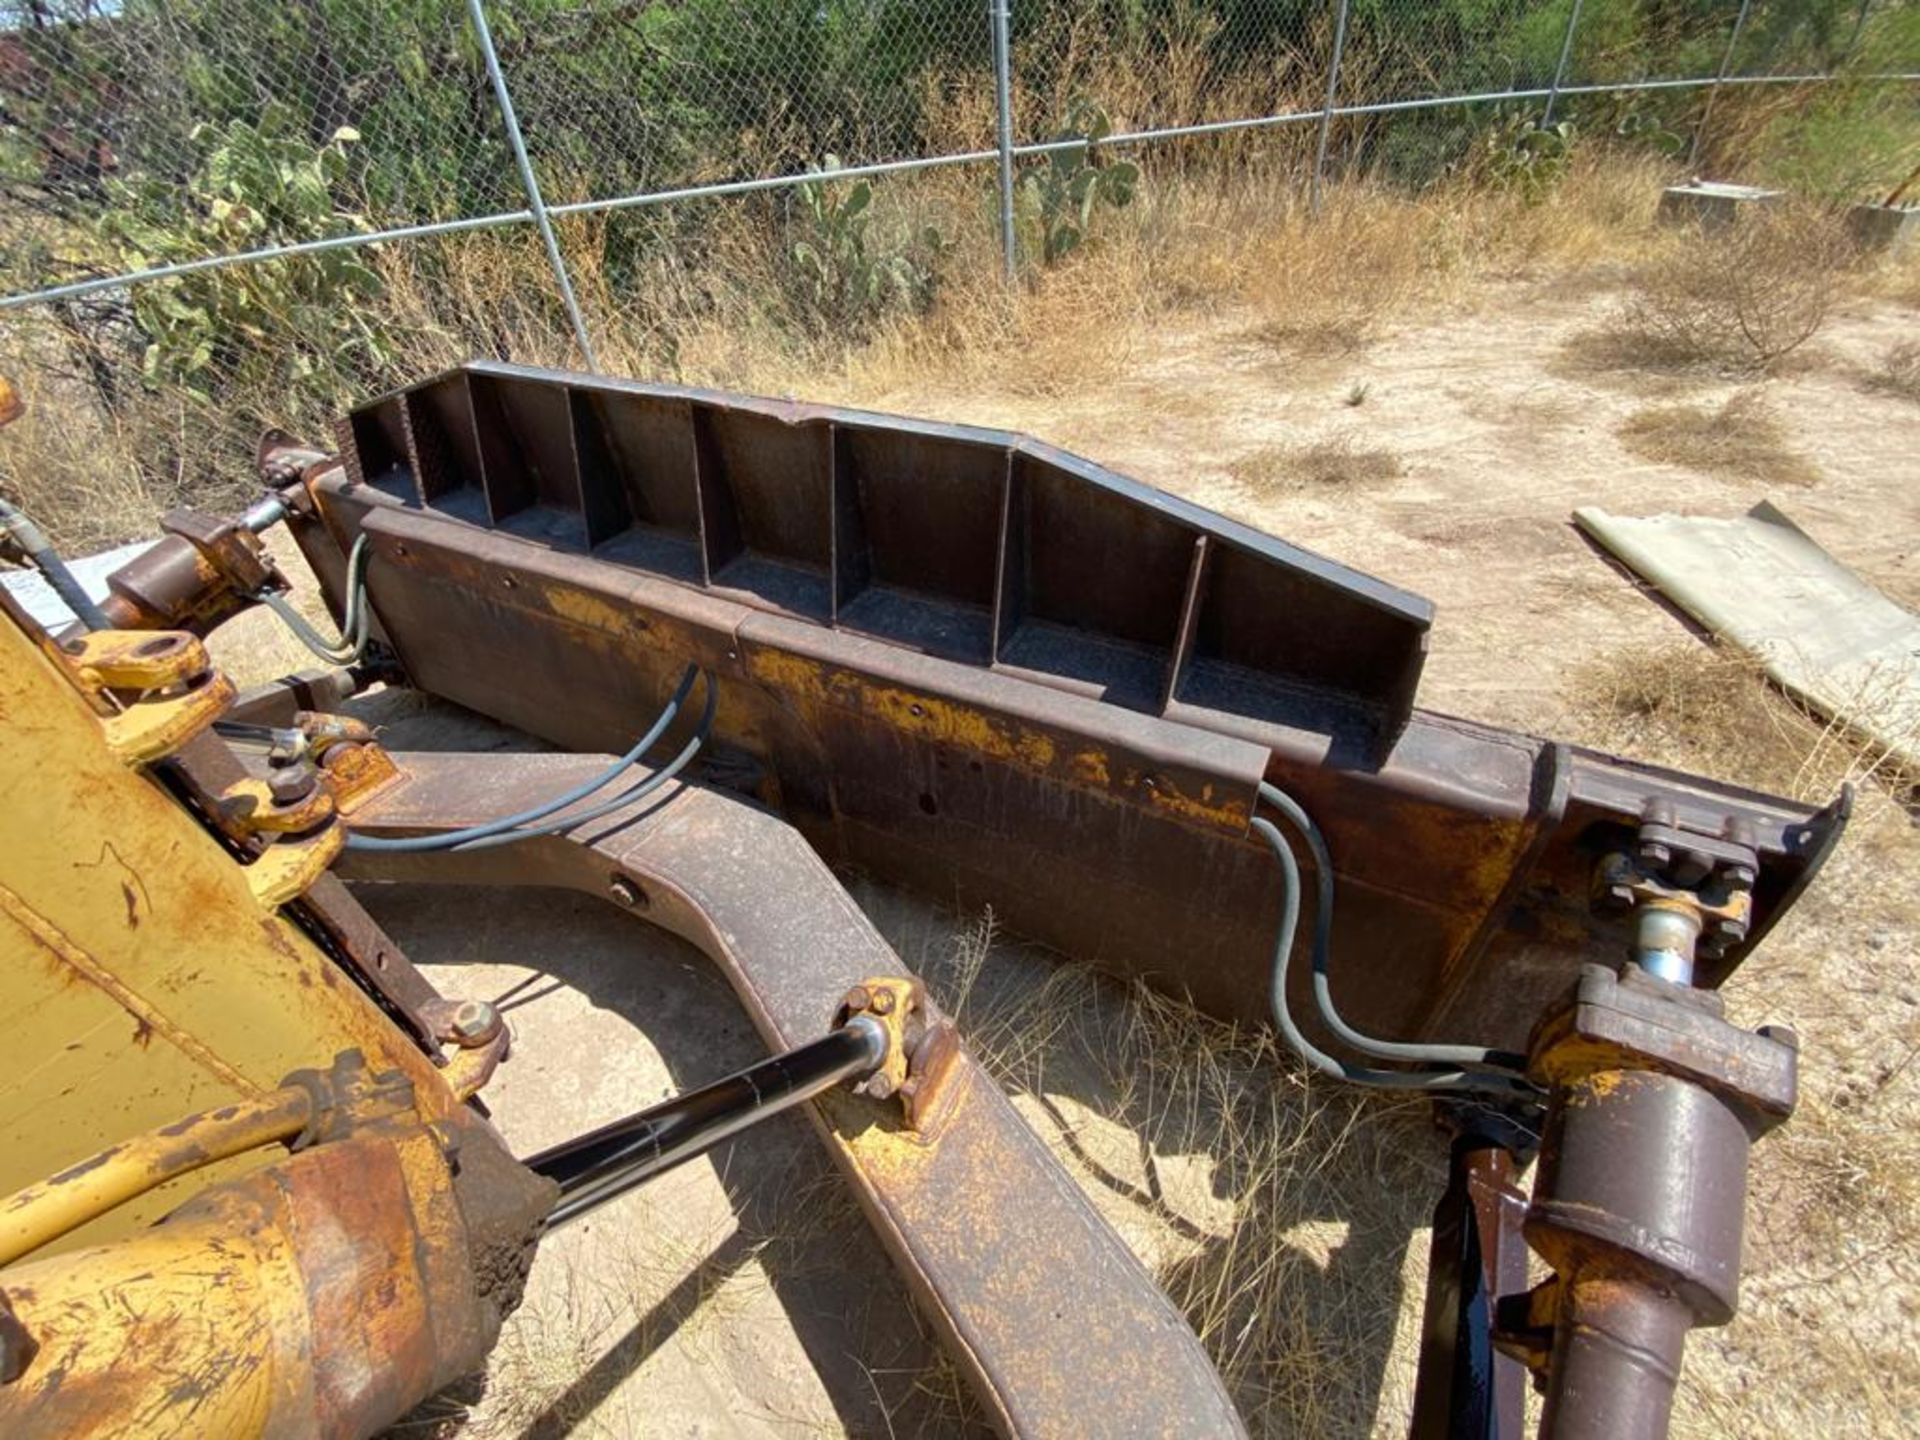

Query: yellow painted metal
93;674;238;764
44;627;239;764
242;824;346;907
217;776;335;834
0;609;454;1259
0;1087;313;1269
58;629;209;692
1;1192;306;1436
0;1125;488;1439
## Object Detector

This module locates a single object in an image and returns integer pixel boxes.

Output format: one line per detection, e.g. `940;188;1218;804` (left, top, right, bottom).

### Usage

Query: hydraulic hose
449;670;717;851
344;664;705;853
0;496;113;631
1254;791;1540;1098
0;1086;313;1267
259;533;373;666
1259;781;1533;1075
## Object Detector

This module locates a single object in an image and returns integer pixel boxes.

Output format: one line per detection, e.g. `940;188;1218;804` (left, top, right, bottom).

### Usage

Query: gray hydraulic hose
450;671;717;851
1259;781;1533;1075
1255;803;1540;1098
344;665;703;853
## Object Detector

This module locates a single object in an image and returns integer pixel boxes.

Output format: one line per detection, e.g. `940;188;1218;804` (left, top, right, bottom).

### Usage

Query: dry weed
0;375;171;550
1603;206;1852;375
1864;339;1920;402
1236;186;1431;355
1618;392;1821;488
916;907;1438;1435
1227;432;1403;497
1568;640;1912;802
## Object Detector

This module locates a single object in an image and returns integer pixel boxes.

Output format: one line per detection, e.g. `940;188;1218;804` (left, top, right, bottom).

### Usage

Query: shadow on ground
356;692;1444;1437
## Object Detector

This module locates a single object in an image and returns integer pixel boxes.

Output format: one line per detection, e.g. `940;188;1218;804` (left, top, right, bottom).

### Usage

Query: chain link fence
1;0;1916;539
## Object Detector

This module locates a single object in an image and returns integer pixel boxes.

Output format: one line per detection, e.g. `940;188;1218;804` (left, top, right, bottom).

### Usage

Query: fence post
990;0;1018;283
1542;0;1586;126
1309;0;1352;216
1841;0;1874;65
1687;0;1755;171
466;0;600;371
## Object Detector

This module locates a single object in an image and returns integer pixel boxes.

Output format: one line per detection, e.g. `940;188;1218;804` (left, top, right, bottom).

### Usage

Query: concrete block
1657;181;1783;231
1847;202;1920;257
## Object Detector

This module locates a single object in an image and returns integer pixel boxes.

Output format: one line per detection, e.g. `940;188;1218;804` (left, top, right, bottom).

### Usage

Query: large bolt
268;761;318;805
608;876;646;909
448;1000;501;1048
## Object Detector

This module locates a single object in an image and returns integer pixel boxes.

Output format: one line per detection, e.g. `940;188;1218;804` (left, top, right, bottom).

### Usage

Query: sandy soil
221;277;1919;1438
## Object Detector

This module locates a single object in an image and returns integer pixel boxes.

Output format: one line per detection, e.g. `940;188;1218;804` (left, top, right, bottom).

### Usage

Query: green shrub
790;155;943;331
103;106;391;403
1472;112;1578;204
1016;101;1141;267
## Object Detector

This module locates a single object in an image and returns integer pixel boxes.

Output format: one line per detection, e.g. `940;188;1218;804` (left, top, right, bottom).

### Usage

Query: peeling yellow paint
1070;750;1111;787
820;1073;969;1186
746;648;1248;832
540;584;647;641
750;649;1061;772
1142;776;1246;831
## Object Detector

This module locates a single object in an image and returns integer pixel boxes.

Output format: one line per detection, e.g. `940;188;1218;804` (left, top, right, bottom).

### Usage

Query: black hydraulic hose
344;664;702;853
0;497;112;631
259;533;372;665
1258;781;1534;1075
449;670;717;851
530;1014;889;1227
1255;805;1541;1098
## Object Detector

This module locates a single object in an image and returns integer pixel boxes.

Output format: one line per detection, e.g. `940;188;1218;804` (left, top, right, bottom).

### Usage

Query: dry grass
0;149;1766;551
1569;640;1914;803
1865;339;1920;402
1594;206;1853;377
0;377;173;552
1233;188;1433;356
916;909;1438;1436
1227;432;1403;497
1618;392;1822;489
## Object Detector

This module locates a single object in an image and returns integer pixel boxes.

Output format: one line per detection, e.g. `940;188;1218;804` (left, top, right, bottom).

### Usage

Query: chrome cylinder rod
529;1015;889;1227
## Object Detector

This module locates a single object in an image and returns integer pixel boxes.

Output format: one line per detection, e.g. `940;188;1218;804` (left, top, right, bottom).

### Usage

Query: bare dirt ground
219;274;1920;1438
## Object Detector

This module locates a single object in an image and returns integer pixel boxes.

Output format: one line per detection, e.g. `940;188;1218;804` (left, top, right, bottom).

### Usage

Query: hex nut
449;1000;501;1047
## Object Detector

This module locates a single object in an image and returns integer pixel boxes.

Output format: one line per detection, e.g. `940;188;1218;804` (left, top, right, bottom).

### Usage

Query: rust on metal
0;1288;36;1384
1498;964;1800;1439
56;628;207;692
831;975;964;1132
93;505;287;636
341;754;1248;1437
215;776;336;836
0;351;1844;1437
314;732;404;814
0;1086;312;1268
41;625;237;767
285;362;1844;1058
1412;1129;1530;1439
0;1114;553;1439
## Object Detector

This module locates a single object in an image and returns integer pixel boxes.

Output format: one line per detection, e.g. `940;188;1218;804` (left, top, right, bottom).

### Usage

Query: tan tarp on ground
1574;500;1920;773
